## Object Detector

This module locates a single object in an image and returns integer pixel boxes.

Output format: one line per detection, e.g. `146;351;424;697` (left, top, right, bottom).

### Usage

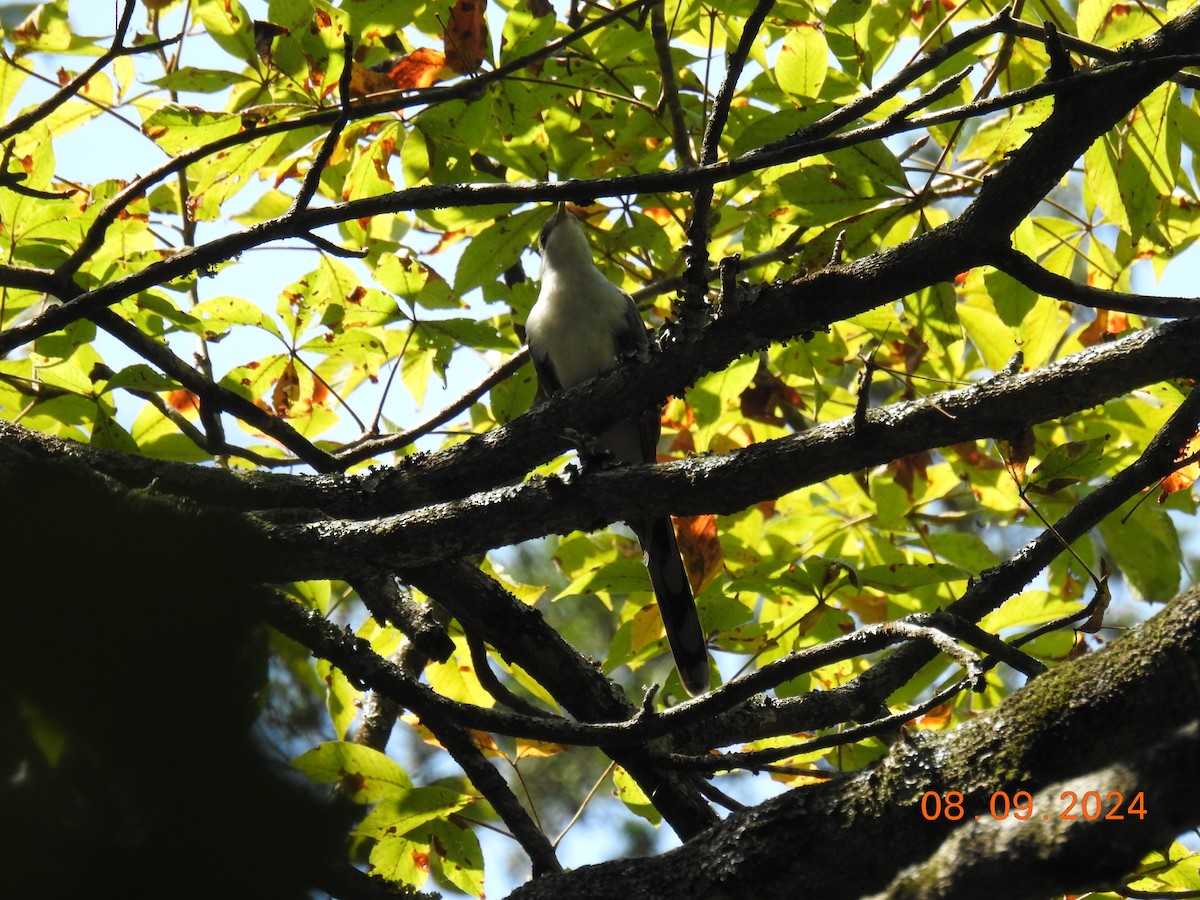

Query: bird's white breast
527;267;631;390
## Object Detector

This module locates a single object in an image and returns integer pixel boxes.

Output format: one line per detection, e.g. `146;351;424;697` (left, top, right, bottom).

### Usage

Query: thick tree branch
681;378;1200;749
255;319;1200;576
506;587;1200;900
404;561;719;840
2;315;1197;581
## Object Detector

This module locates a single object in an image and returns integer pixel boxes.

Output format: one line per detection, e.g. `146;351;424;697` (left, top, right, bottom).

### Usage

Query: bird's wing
528;343;563;401
612;293;660;463
615;292;651;355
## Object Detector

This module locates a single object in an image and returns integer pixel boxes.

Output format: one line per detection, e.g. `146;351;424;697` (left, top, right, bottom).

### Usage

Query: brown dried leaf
252;21;289;65
444;0;488;74
272;358;300;416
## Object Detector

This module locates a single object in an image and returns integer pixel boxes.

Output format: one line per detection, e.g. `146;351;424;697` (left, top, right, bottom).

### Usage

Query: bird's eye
537;219;554;252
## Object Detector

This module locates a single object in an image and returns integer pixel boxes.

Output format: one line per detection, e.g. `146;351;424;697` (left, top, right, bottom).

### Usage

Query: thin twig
650;0;696;168
992;244;1200;318
680;0;774;327
90;308;339;472
0;0;180;144
288;34;355;218
55;0;659;282
336;351;529;465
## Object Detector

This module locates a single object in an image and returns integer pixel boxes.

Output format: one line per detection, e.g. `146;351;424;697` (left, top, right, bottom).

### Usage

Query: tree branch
680;0;773;325
991;244;1200;317
8;7;1194;362
506;587;1200;899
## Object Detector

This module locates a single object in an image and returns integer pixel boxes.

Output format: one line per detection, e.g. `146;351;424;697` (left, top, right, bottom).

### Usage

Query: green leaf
315;659;359;739
10;0;100;54
979;590;1082;633
0;56;27;118
453;210;542;295
958;302;1013;372
375;253;460;310
429;819;485;898
100;364;182;395
424;318;512;352
1028;437;1108;492
291;740;413;804
194;0;258;65
149;67;254;94
343;121;400;202
279;256;365;341
925;532;999;576
368;832;427;887
775;23;827;99
689;355;759;451
857;562;968;591
613;765;662;825
560;558;652;602
489;359;538;424
1084;84;1180;244
191;132;287;222
220;354;289;403
959;98;1054;163
91;407;138;453
906;282;960;350
984;268;1037;328
192;296;283;340
355;786;471;839
1099;498;1181;601
232;188;293;226
500;4;558;64
142;104;242;156
775;163;892;227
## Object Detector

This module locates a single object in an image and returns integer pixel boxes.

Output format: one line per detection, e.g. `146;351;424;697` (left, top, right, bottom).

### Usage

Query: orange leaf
377;48;450;92
999;427;1035;481
515;739;568;760
272;359;300;416
740;370;804;425
468;729;504;757
444;0;488;74
675;514;723;592
890;451;931;499
166;389;200;412
347;60;397;98
1078;309;1128;347
1159;431;1200;502
909;702;953;729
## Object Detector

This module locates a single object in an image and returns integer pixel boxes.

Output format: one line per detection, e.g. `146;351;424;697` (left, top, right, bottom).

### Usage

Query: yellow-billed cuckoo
525;203;711;696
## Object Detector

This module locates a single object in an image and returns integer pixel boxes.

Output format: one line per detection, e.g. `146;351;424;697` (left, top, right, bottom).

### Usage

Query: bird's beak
555;202;570;225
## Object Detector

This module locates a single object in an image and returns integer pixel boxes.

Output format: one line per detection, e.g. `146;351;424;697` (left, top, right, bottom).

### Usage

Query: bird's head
537;202;593;276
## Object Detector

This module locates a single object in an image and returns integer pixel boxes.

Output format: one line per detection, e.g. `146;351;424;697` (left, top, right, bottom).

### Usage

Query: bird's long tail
635;516;711;696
